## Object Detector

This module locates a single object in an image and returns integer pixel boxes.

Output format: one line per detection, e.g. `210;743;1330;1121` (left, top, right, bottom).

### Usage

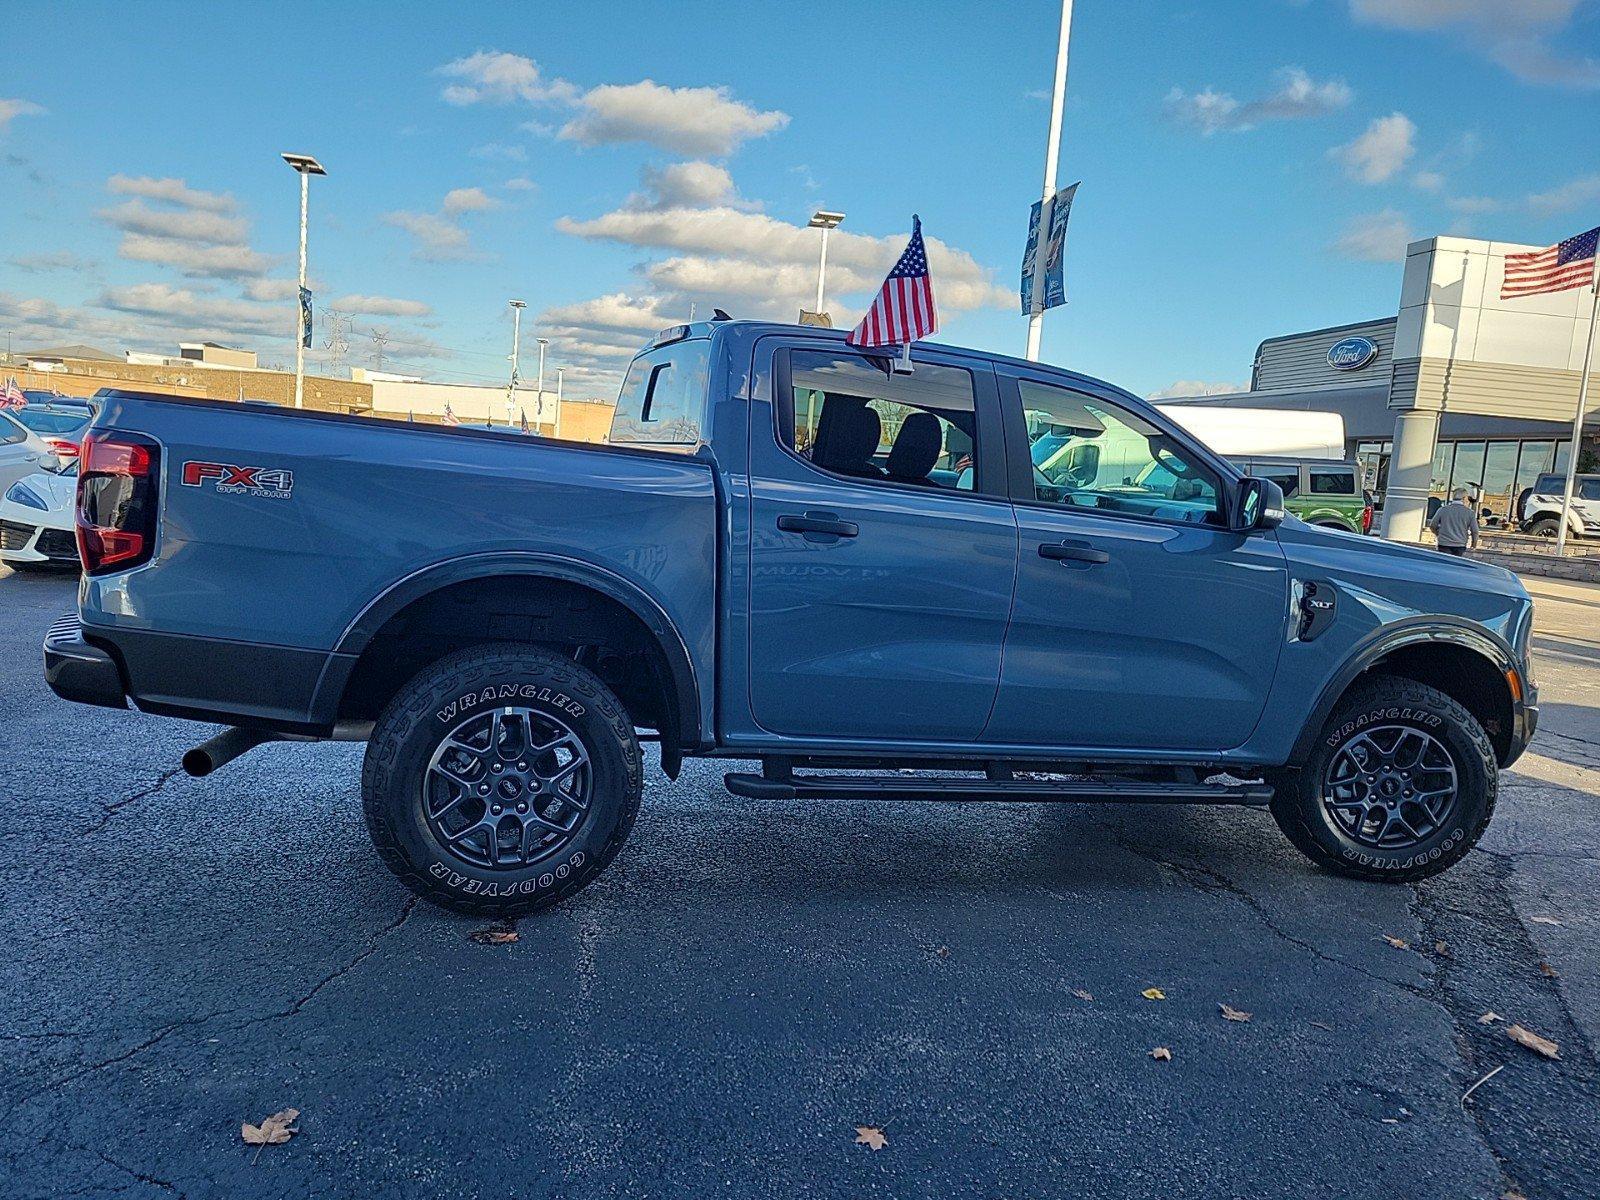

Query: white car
0;461;78;571
0;407;71;498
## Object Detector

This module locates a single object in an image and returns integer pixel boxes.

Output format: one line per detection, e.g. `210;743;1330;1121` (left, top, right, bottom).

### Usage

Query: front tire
362;643;643;917
1528;516;1561;538
1270;678;1496;883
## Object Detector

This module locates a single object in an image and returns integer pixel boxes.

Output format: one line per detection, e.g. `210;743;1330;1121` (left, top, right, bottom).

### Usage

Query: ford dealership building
1167;236;1599;541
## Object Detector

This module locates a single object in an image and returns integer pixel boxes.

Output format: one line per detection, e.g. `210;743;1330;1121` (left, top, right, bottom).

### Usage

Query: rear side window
1309;469;1355;495
1582;479;1600;501
782;349;979;491
609;338;711;449
1536;474;1564;494
0;414;27;446
1263;470;1300;498
12;408;89;436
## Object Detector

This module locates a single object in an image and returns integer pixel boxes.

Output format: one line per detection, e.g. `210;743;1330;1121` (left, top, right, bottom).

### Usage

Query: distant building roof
18;343;121;362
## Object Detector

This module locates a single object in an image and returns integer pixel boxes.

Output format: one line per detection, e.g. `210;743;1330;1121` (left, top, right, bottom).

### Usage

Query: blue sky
1;0;1597;399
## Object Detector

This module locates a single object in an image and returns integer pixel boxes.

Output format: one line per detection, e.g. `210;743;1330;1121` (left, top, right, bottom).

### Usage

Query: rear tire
1269;678;1496;883
362;643;643;917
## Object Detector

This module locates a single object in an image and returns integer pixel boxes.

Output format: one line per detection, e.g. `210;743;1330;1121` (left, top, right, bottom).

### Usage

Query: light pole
507;299;526;422
535;337;549;428
555;367;565;439
808;210;845;314
280;153;327;408
1025;0;1073;362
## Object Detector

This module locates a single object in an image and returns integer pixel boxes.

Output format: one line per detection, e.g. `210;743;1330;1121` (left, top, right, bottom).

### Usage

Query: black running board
723;772;1273;806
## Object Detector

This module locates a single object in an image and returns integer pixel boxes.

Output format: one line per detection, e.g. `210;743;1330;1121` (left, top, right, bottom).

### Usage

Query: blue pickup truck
44;320;1538;915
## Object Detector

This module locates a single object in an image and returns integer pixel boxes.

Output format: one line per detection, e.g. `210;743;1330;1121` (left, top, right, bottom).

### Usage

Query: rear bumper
43;615;128;709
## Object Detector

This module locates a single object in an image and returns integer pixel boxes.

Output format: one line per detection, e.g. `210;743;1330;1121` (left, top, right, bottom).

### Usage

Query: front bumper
43;614;128;709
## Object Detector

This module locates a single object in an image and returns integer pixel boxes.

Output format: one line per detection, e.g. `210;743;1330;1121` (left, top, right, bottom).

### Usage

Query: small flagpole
1555;256;1600;557
898;341;913;373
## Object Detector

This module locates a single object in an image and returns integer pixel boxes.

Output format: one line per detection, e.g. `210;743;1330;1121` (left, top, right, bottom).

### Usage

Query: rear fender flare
315;552;703;747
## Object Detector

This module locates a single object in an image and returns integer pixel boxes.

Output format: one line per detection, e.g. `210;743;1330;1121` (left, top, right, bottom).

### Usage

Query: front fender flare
312;551;704;747
1287;616;1522;767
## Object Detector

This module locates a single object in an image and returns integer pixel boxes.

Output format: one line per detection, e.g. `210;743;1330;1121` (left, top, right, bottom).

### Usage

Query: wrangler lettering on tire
362;644;642;917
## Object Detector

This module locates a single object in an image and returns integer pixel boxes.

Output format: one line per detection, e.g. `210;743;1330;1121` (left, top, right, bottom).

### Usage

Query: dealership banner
299;287;314;348
1020;182;1079;316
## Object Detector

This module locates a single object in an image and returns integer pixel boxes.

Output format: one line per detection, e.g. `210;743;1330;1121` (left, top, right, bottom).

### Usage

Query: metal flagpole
1025;0;1073;362
507;300;526;423
554;367;564;439
1555;261;1600;556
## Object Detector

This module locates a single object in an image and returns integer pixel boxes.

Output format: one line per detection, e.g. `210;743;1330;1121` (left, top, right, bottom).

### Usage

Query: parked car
6;396;96;463
0;460;78;571
1228;456;1374;534
0;408;73;498
1518;472;1600;540
45;321;1536;917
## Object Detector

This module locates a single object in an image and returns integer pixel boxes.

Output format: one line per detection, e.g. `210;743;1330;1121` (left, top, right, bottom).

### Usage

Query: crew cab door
744;340;1016;742
983;368;1288;752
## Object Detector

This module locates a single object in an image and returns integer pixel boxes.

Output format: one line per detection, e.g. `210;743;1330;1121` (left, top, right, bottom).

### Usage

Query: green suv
1229;456;1373;535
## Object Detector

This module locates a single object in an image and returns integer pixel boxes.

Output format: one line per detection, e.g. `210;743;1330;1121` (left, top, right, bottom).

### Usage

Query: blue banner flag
299;287;314;348
1020;182;1079;316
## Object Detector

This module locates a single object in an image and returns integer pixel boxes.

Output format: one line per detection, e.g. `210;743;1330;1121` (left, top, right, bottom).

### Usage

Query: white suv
1519;472;1600;540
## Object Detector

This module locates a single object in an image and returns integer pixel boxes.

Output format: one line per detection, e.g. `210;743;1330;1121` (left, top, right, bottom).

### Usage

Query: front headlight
5;481;48;511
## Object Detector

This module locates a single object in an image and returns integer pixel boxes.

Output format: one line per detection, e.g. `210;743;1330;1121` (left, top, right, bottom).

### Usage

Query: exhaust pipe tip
181;747;216;777
182;727;276;777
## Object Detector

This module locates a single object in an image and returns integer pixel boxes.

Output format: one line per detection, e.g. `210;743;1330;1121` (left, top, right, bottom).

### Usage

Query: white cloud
1412;170;1445;191
503;176;538;192
1351;0;1599;88
1330;112;1416;183
437;50;577;105
384;211;479;262
634;161;755;210
107;174;235;213
117;235;273;279
1526;174;1600;215
7;251;95;274
99;282;285;335
330;294;432;319
532;291;685;395
243;278;305;302
1166;67;1351;135
0;98;43;131
1333;209;1414;262
441;186;499;215
1448;195;1502;214
99;199;249;245
560;80;789;156
469;142;528;162
1147;380;1248;400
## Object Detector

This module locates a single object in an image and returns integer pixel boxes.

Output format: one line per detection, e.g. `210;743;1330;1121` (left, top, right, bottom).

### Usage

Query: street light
808;210;845;314
1025;0;1073;362
507;299;526;422
535;337;549;427
280;153;327;409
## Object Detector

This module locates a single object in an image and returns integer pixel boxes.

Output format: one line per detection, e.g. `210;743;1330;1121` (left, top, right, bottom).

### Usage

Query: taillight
1361;504;1374;534
45;437;81;461
76;430;160;575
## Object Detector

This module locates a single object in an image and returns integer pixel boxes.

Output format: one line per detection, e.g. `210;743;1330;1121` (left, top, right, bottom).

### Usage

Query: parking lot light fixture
280;153;327;409
808;211;845;314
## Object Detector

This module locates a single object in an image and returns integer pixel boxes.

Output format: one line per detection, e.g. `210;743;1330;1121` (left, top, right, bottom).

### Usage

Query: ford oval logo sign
1327;335;1379;371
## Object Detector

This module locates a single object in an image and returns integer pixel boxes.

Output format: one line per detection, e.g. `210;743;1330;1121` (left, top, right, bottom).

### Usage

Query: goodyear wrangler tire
1269;678;1496;883
362;643;642;917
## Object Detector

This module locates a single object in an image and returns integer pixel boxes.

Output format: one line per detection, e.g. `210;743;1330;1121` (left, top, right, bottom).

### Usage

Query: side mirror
1233;476;1285;532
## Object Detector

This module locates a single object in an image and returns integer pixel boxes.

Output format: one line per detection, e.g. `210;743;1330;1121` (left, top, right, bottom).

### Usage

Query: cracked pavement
1;567;1596;1199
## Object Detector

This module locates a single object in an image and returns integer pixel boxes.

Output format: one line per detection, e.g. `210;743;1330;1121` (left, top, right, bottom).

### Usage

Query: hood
1;469;77;527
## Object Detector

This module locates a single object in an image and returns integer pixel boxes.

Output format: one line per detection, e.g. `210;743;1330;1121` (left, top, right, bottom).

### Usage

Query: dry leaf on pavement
1478;1011;1502;1025
1528;916;1562;927
1149;1047;1172;1061
1434;941;1450;958
1538;961;1558;979
1506;1023;1560;1060
855;1126;888;1151
1382;935;1409;950
469;928;519;945
1071;988;1093;1002
1219;1003;1252;1023
1141;987;1166;1001
241;1108;299;1152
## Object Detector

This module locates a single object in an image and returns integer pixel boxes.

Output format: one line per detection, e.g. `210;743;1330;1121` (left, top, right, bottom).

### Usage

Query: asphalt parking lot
2;566;1597;1200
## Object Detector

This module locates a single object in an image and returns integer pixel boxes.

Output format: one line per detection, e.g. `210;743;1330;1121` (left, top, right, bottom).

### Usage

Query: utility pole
370;328;389;372
1025;0;1073;362
507;299;527;423
536;337;549;428
323;309;350;376
280;153;327;407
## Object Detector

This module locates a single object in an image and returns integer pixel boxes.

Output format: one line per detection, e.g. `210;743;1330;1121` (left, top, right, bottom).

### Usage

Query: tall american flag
442;402;460;426
846;215;937;348
0;377;25;409
1501;225;1599;299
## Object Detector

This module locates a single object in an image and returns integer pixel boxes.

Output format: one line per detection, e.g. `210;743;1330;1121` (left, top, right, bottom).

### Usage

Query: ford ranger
44;320;1538;915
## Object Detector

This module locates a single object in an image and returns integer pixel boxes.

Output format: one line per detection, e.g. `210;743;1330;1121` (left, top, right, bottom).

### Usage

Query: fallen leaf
1434;941;1451;958
469;927;519;945
1538;961;1558;979
1071;988;1093;1002
1506;1023;1560;1060
855;1126;888;1151
1219;1003;1252;1023
1478;1011;1502;1025
1381;1118;1400;1125
1382;935;1409;950
934;946;950;959
1141;987;1166;1001
1502;1190;1528;1200
241;1108;299;1152
1528;916;1562;927
1149;1046;1172;1061
1310;1020;1334;1031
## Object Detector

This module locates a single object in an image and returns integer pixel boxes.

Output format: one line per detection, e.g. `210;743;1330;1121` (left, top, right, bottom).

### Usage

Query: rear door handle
777;513;859;539
1039;542;1109;564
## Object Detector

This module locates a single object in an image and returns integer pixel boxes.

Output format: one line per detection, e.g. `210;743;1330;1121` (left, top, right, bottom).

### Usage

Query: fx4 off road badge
181;460;295;500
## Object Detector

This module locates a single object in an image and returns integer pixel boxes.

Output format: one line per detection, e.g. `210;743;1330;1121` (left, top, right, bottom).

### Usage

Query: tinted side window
783;350;978;491
1263;471;1300;499
1581;479;1600;501
0;415;27;446
1018;381;1221;525
1536;474;1564;494
1310;469;1355;495
609;338;711;449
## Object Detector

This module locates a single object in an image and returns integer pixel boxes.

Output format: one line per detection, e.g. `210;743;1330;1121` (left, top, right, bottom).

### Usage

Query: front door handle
778;512;859;540
1039;542;1109;565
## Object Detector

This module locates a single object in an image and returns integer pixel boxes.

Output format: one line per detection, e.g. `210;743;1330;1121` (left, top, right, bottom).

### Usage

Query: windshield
12;407;91;436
